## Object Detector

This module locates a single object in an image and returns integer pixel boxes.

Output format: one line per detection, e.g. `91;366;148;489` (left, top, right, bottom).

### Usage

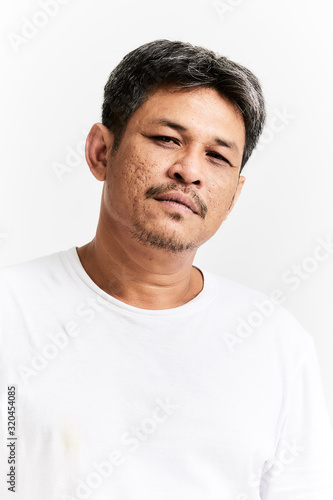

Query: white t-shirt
0;247;332;500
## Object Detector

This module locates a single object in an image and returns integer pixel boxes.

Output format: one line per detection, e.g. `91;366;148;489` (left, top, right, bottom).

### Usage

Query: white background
0;1;332;423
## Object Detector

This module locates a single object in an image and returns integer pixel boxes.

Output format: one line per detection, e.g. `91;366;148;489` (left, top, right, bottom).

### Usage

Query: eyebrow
151;118;239;153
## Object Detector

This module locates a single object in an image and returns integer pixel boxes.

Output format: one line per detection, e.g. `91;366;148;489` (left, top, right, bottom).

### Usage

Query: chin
130;222;199;254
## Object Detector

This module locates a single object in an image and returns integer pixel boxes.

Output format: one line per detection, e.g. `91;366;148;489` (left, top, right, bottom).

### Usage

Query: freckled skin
101;86;246;253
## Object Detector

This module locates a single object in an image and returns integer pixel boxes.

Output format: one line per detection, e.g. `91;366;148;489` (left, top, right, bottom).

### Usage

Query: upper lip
154;192;198;214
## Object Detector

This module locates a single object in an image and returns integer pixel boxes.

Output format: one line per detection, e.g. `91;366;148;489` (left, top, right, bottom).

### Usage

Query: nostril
172;172;200;185
170;169;201;185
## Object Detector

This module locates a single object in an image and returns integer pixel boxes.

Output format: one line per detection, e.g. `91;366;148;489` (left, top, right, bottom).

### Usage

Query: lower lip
156;199;195;215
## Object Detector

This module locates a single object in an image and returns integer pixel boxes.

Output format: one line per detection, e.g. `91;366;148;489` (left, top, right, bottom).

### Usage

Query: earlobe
85;123;114;181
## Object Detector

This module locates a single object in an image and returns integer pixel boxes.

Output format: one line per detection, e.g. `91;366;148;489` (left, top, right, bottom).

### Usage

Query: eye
152;136;180;146
207;151;232;167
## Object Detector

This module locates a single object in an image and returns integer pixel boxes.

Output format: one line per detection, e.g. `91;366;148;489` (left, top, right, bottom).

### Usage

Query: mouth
154;192;199;215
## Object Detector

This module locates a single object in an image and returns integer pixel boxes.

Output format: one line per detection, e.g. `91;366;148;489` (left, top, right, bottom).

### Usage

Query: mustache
145;183;207;219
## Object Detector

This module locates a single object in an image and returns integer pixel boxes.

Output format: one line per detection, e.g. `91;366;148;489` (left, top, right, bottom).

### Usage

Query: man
0;40;332;499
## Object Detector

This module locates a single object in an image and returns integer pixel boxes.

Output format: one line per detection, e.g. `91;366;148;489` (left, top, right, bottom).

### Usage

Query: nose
167;148;204;187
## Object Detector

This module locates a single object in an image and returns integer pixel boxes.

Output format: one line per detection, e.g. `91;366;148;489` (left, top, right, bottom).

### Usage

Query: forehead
139;85;241;117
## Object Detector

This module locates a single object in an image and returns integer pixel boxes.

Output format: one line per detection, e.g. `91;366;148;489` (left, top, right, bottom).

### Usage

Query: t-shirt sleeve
259;335;333;499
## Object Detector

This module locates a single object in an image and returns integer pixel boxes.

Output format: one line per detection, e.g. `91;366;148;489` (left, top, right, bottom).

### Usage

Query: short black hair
102;39;266;171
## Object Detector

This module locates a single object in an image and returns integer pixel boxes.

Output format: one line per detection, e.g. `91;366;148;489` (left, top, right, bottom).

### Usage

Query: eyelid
207;151;232;166
153;135;180;143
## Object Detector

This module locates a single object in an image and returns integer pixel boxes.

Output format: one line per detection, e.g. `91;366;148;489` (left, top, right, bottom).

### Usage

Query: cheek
126;155;159;199
206;182;234;214
106;152;158;208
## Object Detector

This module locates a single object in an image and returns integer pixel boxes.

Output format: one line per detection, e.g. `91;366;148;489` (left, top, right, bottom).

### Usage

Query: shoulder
0;248;73;295
204;269;278;310
203;269;314;354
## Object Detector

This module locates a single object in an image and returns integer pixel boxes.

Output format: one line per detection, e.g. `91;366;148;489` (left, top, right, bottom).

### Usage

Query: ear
85;123;114;181
226;175;246;217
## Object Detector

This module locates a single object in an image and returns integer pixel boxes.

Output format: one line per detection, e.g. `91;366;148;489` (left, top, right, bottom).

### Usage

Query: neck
76;221;203;310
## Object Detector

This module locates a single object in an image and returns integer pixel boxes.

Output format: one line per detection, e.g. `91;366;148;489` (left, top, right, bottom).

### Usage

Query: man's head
102;39;266;171
86;40;266;256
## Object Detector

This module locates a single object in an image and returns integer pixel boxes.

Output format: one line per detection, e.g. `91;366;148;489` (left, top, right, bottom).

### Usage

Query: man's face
101;86;246;253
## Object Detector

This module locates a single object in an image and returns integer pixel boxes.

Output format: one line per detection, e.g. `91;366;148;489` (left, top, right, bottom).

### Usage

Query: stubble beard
130;219;198;253
129;182;208;253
